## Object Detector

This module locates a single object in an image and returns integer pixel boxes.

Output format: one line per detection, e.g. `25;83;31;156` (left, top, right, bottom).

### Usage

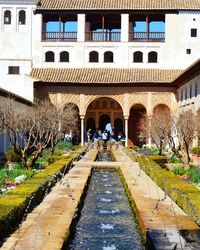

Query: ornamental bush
0;147;86;240
124;148;200;225
6;146;21;163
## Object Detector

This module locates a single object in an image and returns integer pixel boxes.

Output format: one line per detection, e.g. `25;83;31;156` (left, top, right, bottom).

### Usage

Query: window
181;89;184;101
133;51;143;63
104;51;113;63
8;66;19;75
4;10;11;24
148;51;157;63
60;51;69;62
190;85;192;99
89;51;99;62
186;49;191;54
185;87;187;100
195;82;198;97
45;51;55;62
191;28;197;37
19;10;26;25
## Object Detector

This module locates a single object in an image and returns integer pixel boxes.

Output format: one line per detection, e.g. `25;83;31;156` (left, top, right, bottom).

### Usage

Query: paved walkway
1;149;97;250
112;148;200;249
1;147;200;249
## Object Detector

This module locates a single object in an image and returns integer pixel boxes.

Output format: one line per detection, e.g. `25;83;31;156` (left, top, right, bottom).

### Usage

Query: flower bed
124;148;200;225
0;147;86;240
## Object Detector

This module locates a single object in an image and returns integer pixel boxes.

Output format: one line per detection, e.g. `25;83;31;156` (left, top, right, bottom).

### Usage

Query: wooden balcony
129;32;165;42
42;32;77;42
86;31;121;42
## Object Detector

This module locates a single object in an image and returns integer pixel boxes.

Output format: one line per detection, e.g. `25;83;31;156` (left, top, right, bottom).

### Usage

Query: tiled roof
37;0;200;10
30;68;182;84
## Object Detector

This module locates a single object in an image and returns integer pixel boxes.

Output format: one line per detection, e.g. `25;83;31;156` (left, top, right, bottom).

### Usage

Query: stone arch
153;104;170;114
63;102;80;134
128;104;147;146
85;96;124;115
85;97;123;133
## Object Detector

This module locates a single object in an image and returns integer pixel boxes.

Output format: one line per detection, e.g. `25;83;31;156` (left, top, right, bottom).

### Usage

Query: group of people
86;123;125;144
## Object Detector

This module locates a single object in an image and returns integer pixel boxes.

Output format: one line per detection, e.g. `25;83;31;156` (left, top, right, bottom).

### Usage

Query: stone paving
112;148;200;249
1;149;97;250
1;147;200;250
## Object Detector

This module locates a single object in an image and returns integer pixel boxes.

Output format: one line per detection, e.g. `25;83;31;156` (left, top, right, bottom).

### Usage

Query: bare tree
139;109;171;155
0;98;77;168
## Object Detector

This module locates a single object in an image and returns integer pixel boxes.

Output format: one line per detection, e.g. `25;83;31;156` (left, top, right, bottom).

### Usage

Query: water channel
67;169;144;250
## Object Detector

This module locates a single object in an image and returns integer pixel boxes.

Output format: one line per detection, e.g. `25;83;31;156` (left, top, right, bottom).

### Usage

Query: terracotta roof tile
37;0;200;10
30;68;182;84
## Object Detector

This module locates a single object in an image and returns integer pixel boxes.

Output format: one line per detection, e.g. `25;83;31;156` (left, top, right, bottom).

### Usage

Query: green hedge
0;147;86;240
124;148;200;225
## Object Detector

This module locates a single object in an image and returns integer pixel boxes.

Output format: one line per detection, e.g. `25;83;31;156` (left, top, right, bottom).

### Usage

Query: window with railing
42;15;77;42
129;14;165;42
86;14;121;42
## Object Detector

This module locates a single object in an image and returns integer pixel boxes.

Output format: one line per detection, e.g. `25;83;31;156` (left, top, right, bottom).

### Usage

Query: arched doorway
153;104;170;115
99;114;110;131
86;117;96;134
128;104;147;146
114;118;123;134
85;97;123;138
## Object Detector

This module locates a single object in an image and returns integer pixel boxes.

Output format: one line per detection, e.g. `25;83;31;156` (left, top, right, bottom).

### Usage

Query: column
80;116;85;146
77;14;85;42
124;116;129;147
121;14;129;42
148;116;152;147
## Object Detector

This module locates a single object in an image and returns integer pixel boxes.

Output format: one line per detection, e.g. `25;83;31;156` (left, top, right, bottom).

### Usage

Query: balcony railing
42;32;77;42
129;32;165;42
86;31;121;42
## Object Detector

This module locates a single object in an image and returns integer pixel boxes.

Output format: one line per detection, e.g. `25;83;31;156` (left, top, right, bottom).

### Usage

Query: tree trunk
28;150;42;169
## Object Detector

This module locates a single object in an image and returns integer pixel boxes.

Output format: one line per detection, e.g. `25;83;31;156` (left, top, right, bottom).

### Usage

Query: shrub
0;147;86;240
170;154;182;163
188;167;200;184
6;146;21;163
55;141;73;150
172;167;187;176
124;147;200;225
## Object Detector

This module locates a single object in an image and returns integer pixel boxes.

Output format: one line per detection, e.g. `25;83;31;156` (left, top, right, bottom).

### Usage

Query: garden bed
124;148;200;226
0;146;86;241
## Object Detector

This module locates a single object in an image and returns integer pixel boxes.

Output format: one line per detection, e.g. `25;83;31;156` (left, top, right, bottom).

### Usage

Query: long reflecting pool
67;171;144;250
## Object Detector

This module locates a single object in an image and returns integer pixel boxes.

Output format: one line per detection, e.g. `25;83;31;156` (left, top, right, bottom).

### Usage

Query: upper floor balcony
41;13;165;43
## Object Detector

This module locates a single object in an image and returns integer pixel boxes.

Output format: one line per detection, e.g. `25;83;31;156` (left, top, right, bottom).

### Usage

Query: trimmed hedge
124;148;200;226
0;147;86;240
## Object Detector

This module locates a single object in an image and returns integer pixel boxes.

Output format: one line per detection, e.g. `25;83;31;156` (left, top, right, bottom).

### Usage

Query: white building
0;0;200;147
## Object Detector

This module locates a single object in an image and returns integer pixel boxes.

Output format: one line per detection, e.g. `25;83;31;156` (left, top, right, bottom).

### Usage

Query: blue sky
47;21;165;32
